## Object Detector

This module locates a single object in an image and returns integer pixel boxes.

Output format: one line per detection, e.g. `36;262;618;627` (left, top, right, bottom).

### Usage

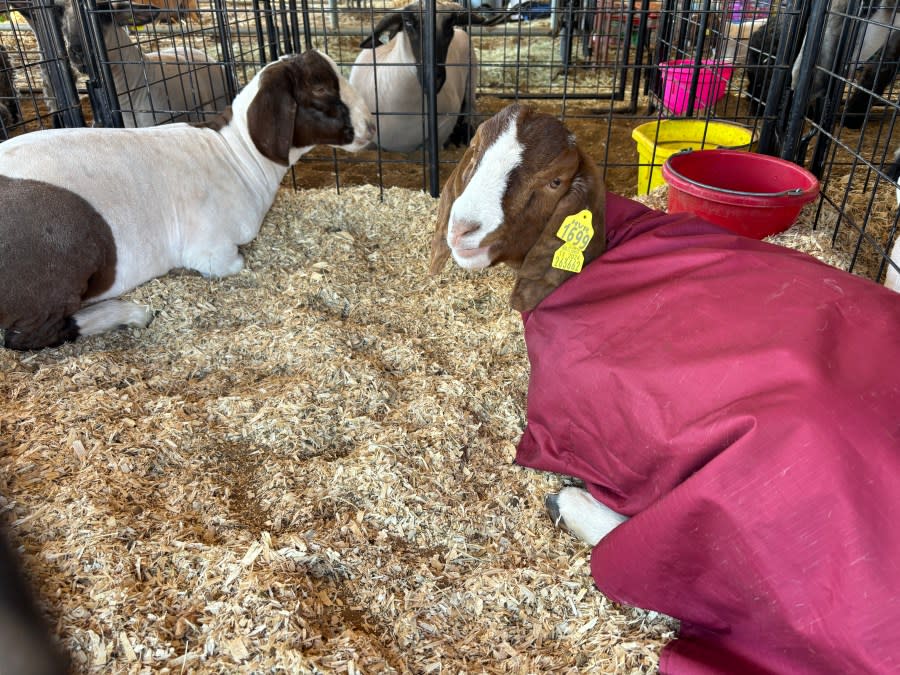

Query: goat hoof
545;493;563;528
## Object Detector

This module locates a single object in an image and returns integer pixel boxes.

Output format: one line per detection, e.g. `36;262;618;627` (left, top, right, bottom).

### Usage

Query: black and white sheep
0;525;69;675
348;1;501;153
62;0;229;127
0;50;374;351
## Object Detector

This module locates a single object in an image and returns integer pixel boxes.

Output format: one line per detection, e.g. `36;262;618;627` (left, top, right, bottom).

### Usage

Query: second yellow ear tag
552;210;593;272
552;242;584;273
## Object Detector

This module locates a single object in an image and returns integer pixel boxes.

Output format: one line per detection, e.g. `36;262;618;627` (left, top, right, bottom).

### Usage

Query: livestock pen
1;0;898;671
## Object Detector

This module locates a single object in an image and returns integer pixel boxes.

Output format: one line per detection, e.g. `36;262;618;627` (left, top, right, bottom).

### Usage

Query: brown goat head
247;51;365;165
429;103;606;311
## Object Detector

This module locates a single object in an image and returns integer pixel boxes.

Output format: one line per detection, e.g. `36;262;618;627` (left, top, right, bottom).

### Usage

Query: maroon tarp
516;193;900;674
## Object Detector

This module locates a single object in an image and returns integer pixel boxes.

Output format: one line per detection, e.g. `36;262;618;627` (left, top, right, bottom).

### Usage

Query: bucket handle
665;153;807;198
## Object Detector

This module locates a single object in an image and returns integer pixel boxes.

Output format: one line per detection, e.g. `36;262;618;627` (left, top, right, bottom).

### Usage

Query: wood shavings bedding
2;178;866;673
2;184;679;673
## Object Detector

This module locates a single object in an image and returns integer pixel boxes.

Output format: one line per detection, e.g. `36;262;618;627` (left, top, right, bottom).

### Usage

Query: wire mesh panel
0;0;898;286
614;0;899;286
0;0;83;137
288;0;666;196
797;0;900;286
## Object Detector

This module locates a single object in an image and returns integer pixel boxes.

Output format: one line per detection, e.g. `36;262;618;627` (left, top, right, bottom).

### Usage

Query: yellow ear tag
552;210;593;273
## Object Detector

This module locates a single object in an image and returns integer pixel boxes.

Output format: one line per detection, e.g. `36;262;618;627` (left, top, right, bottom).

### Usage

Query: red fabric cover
517;193;900;674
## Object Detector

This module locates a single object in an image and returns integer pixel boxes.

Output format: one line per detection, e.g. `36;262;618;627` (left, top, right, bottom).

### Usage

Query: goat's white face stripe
447;116;523;269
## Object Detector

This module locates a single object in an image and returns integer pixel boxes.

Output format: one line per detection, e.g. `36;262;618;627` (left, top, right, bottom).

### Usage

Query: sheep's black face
404;8;452;94
443;104;580;270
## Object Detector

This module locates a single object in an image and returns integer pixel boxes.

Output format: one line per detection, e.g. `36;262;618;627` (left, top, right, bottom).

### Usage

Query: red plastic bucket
659;59;733;115
662;149;820;239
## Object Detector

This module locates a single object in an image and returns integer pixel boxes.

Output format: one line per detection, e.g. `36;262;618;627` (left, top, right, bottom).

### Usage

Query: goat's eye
549;178;562;189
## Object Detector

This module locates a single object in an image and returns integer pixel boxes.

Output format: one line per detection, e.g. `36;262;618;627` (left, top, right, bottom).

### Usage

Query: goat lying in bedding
430;104;900;674
0;50;374;351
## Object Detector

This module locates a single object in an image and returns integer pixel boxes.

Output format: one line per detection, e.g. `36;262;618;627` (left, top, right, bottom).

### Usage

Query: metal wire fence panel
0;0;898;284
1;0;83;136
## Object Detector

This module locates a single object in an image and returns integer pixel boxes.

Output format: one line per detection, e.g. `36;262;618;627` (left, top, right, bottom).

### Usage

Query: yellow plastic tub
631;120;757;195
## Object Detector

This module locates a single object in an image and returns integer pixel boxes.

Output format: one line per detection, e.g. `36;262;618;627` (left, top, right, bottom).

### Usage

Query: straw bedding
2;184;683;674
0;150;872;675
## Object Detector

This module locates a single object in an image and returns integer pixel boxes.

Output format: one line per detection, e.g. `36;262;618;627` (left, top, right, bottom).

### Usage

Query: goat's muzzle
448;217;480;248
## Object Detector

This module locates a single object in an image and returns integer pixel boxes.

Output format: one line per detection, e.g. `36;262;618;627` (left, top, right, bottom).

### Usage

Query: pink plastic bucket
662;149;820;239
659;59;733;115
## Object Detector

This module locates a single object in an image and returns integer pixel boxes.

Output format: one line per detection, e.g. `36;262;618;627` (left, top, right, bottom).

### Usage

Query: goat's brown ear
247;62;296;166
509;150;606;312
429;126;481;274
360;12;403;49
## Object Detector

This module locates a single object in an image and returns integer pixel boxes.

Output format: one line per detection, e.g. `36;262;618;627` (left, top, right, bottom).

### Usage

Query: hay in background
2;185;678;674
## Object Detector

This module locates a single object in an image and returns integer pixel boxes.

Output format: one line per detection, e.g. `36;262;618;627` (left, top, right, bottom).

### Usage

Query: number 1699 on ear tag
552;209;593;273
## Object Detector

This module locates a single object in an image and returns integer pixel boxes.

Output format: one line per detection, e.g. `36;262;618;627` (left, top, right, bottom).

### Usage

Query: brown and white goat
0;50;374;351
429;102;606;311
62;0;228;127
428;103;616;539
429;105;900;674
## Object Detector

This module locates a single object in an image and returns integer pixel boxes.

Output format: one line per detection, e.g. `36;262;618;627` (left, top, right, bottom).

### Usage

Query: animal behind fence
746;0;900;128
62;0;229;127
0;50;374;350
349;1;503;153
1;0;80;129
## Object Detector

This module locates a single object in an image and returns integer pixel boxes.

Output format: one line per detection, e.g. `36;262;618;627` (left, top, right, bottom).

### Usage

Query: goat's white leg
545;487;629;546
185;245;244;278
886;237;900;292
74;300;153;337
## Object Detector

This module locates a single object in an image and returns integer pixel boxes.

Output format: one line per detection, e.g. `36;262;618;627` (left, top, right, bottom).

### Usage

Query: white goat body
0;51;374;350
2;123;272;296
349;26;476;152
101;21;229;127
